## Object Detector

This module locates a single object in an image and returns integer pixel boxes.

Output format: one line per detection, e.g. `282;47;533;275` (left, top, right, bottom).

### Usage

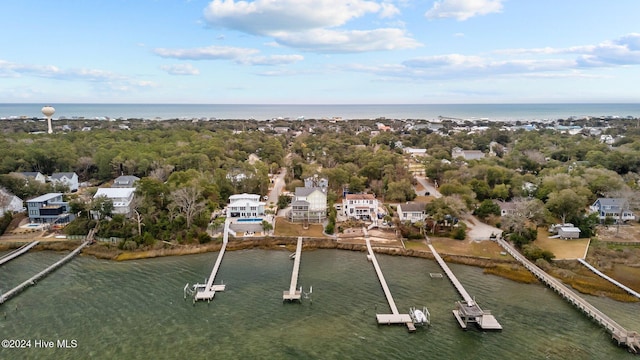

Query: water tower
41;105;55;134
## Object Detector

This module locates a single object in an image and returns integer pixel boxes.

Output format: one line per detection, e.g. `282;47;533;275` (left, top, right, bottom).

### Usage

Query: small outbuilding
558;226;580;239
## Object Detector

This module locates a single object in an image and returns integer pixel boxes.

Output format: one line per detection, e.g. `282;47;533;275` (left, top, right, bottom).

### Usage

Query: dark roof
51;172;76;179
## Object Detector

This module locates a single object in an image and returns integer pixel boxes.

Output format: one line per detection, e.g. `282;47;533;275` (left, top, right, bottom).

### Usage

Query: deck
194;220;230;301
283;237;303;301
365;234;415;332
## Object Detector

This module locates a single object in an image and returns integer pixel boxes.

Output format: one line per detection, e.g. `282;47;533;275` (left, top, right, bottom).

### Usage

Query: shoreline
2;237;636;302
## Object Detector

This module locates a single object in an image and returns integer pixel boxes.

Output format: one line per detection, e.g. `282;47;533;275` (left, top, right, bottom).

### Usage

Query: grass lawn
274;217;326;237
535;229;590;260
429;237;507;259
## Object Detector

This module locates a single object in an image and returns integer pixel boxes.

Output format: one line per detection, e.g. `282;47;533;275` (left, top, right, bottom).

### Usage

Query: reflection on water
0;249;637;359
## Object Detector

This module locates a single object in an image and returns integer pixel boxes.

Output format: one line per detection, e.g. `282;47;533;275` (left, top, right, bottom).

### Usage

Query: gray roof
295;187;324;197
20;172;42;178
398;202;426;212
291;200;310;207
51;172;76;179
27;193;63;203
595;198;626;207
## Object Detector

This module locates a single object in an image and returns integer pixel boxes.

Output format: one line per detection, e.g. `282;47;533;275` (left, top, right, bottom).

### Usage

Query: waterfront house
0;188;23;213
226;193;266;218
93;187;136;217
288;187;327;223
25;193;71;224
343;193;379;221
589;198;636;223
112;175;140;188
397;202;426;223
49;172;79;192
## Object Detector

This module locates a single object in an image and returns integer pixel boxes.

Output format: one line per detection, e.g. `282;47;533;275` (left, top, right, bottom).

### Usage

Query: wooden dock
365;236;415;332
194;220;230;301
497;238;639;353
0;240;90;305
283;237;303;301
577;258;640;299
428;244;502;330
0;241;39;266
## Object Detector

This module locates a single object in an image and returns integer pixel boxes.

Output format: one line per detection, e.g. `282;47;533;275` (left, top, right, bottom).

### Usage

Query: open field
597;223;640;243
429;237;508;259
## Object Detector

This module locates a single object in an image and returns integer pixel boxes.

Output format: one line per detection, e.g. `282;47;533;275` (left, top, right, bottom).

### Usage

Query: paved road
414;176;442;198
267;168;287;206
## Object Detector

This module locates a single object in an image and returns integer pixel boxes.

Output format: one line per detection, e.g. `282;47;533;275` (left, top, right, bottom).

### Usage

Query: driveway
266;168;287;206
414;176;442;198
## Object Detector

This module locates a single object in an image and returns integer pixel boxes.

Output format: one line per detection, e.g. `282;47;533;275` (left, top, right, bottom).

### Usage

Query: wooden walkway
283;237;303;301
0;241;39;266
428;244;502;330
0;240;90;305
496;238;639;353
365;235;415;332
577;258;640;299
194;220;230;301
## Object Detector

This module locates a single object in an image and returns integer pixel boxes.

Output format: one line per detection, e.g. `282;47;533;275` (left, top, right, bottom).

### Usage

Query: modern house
343;193;379;221
25;193;71;224
18;172;47;184
49;172;79;192
0;188;23;213
93;187;136;217
226;193;266;218
113;175;140;188
397;202;426;223
451;147;485;161
288;187;327;223
589;198;636;223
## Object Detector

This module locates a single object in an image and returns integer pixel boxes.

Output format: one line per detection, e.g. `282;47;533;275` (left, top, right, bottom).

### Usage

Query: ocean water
1;103;639;122
0;249;638;359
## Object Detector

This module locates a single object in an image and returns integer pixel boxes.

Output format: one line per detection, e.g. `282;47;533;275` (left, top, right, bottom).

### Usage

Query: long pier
365;237;415;332
194;220;230;301
0;240;90;305
428;244;502;330
283;237;303;301
577;258;640;300
496;238;639;353
0;241;39;266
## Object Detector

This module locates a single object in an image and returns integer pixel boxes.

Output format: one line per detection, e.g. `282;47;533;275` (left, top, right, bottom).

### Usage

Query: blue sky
2;0;640;104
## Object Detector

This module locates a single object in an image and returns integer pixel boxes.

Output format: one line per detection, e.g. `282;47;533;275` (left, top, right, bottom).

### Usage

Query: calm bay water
1;103;640;122
0;249;638;359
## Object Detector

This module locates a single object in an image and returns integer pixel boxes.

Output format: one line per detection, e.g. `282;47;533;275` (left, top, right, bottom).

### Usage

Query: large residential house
93;188;136;217
397;202;426;223
590;198;636;223
288;187;327;223
0;188;23;213
451;147;485;161
26;193;71;224
226;193;266;218
49;172;79;192
113;175;140;188
343;193;379;221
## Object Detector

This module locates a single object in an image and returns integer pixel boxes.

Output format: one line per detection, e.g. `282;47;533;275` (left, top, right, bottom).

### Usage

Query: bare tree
0;188;12;213
169;187;206;228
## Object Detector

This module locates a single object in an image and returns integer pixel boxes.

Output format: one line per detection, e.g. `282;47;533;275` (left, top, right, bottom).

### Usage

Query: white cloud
202;0;414;53
160;63;201;75
203;0;384;35
153;45;259;60
273;28;422;53
426;0;504;21
239;54;304;66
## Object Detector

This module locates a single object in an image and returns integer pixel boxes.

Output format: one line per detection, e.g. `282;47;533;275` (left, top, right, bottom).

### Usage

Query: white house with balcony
288;187;327;223
226;193;266;218
343;193;379;221
590;198;635;223
93;187;136;217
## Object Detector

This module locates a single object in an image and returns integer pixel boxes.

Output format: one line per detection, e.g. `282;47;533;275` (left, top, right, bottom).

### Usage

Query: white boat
410;306;430;326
